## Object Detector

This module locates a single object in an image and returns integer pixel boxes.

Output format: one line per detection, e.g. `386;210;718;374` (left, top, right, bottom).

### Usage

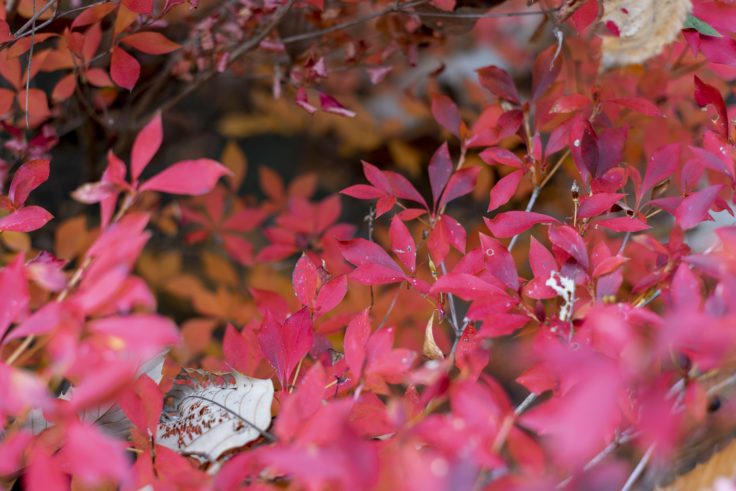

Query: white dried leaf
601;0;692;69
156;369;274;462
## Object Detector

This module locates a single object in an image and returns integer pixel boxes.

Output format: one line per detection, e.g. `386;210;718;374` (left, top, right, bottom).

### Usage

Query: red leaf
570;119;599;181
384;170;428;208
608;97;663;117
0;431;32;476
0;206;53;232
641;143;681;199
341;184;384;199
690;146;734;179
121;0;152;14
62;422;129;484
430;0;455;11
551;94;591;113
119;374;163;435
339;238;402;271
516;362;556;395
88;314;180;362
439;166;480;208
345;309;371;380
478;313;530;337
455;327;488;379
293;253;319;307
140;159;230;195
592;255;629;278
526;236;558;299
0;254;28;341
9;159;49;208
350;263;407;285
121;32;181;54
479;147;523;168
484;211;559;238
594;216;650;232
699;34;736;65
361;160;392;194
489;169;523;212
389;215;416;273
694;75;729;140
258;308;313;388
131;112;162;182
476;66;520;104
430;273;504;301
428;142;453;207
110;46;140;90
548;225;589;270
71;3;117;28
314;275;347;313
479;233;518;291
675;184;723;229
318;91;355;118
17;88;50;125
431;93;461;137
24;445;67;490
577;193;625;218
531;45;562;101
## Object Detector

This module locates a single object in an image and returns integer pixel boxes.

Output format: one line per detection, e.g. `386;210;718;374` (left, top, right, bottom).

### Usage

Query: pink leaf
431;93;461;137
293;253;319;307
384;171;428;208
318;92;356;118
0;206;53;232
592;255;629;278
476;66;520;104
389;215;416;273
699;34;736;66
110;46;140;90
314;275;347;313
341;184;385;199
675;184;723;229
594;216;650;232
258;308;313;388
62;422;129;484
88;314;180;362
641;143;681;199
484;211;559;238
0;254;28;341
339;238;402;271
548;225;589;270
479;233;518;291
439;166;480;208
531;45;562;101
118;374;163;435
608;97;663;117
345;309;370;380
131;112;162;182
350;263;407;285
570;119;599;181
121;0;152;14
428;142;453;207
551;94;591;113
120;32;181;55
295;87;317;115
479;147;524;169
694;74;729;140
577;193;625;218
140;159;230;195
488;169;523;211
430;273;505;301
9;159;49;208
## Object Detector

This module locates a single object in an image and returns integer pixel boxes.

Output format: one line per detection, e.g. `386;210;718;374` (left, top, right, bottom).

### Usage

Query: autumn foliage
2;0;736;489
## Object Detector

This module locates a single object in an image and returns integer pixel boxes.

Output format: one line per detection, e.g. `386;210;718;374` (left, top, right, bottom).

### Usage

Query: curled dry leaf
600;0;692;69
422;313;444;361
157;369;274;462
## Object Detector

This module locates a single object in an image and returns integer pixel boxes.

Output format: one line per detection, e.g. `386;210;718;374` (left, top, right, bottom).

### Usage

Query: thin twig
281;0;427;45
406;6;559;19
440;261;460;335
514;392;537;416
152;0;298;119
13;0;54;37
617;231;631;255
621;444;655;491
377;282;404;331
508;186;540;251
